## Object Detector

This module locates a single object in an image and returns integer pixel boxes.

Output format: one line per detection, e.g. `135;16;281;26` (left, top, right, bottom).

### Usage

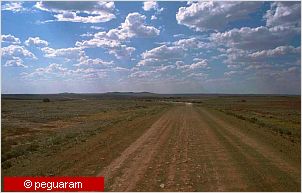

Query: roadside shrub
237;115;246;120
27;143;39;152
279;130;284;135
192;101;203;104
2;147;27;161
43;98;50;102
286;130;292;135
250;117;258;123
2;161;12;169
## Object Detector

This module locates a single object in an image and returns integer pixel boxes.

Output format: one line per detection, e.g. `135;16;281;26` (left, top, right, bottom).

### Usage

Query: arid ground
1;94;300;191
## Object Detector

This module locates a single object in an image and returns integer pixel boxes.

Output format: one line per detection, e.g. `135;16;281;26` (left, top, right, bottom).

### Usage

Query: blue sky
1;1;301;94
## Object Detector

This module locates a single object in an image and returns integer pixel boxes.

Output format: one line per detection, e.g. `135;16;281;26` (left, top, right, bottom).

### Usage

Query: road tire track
97;107;181;191
97;104;300;191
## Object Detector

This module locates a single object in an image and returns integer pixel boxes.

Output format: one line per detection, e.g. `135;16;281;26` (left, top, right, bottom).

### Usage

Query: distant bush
43;98;50;102
286;130;292;135
241;99;246;102
2;161;12;169
2;147;27;162
251;117;258;123
28;143;39;152
192;101;203;104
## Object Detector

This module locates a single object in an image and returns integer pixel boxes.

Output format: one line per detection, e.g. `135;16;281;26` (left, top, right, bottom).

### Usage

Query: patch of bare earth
98;104;300;191
197;107;300;191
98;107;180;191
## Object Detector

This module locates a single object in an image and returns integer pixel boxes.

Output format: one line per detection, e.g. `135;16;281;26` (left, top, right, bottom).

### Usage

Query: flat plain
1;93;300;191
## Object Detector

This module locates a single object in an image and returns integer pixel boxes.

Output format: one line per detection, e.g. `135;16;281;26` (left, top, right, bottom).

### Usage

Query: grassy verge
1;99;171;175
198;96;300;142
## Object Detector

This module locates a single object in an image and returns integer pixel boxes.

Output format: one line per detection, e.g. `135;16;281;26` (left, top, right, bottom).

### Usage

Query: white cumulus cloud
142;45;184;60
41;47;84;60
2;45;36;68
138;44;185;66
176;59;209;71
2;45;37;59
25;37;49;47
107;12;160;40
4;57;27;68
76;12;158;59
35;1;116;23
2;2;25;12
249;46;300;59
75;55;113;68
176;1;262;31
151;15;157;20
143;1;157;11
211;26;299;51
1;34;21;45
264;2;300;28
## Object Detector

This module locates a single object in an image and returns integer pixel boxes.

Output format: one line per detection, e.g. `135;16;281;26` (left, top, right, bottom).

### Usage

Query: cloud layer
1;1;300;94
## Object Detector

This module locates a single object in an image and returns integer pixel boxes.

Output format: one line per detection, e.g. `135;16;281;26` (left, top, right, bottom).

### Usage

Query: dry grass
1;98;170;175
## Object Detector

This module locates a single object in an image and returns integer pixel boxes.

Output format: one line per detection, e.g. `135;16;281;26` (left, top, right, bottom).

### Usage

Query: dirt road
98;104;300;191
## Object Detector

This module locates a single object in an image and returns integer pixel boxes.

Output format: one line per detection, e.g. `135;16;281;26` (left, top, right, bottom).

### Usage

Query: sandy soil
98;104;300;191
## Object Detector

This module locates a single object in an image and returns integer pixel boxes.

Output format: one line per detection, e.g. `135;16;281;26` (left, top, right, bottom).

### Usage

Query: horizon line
1;92;300;96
